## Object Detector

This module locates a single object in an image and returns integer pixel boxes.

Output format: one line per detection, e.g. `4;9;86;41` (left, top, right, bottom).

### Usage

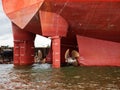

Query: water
0;64;120;90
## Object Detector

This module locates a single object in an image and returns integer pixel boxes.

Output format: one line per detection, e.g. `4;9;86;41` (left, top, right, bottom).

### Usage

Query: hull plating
2;0;120;66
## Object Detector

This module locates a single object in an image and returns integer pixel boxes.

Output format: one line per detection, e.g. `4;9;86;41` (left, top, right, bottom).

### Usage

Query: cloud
0;23;12;36
0;34;13;47
0;0;13;47
35;35;51;47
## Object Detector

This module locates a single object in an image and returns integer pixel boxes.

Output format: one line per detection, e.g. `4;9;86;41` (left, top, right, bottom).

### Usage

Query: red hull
2;0;120;67
77;36;120;66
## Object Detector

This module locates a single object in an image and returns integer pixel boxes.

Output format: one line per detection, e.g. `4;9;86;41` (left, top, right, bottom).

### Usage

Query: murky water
0;64;120;90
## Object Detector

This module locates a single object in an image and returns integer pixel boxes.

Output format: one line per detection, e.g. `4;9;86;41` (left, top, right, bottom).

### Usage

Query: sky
0;0;51;47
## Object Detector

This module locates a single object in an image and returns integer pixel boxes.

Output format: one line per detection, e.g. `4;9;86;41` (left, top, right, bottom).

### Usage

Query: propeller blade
65;49;70;60
38;50;42;59
71;50;79;58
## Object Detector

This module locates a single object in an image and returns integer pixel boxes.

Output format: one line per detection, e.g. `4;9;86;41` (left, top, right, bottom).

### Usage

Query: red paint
41;1;120;42
2;0;44;29
46;0;120;2
51;36;61;68
12;23;35;66
77;35;120;66
3;1;120;42
14;40;34;66
40;11;68;37
46;47;52;63
2;0;120;67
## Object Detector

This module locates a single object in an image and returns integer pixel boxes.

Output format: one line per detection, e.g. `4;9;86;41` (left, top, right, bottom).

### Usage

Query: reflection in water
0;64;120;89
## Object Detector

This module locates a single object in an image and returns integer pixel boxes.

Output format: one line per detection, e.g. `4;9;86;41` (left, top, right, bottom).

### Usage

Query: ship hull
2;0;120;67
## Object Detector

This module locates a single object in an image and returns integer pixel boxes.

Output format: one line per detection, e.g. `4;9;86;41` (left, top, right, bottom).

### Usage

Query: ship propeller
65;49;70;60
35;50;46;64
65;49;79;66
